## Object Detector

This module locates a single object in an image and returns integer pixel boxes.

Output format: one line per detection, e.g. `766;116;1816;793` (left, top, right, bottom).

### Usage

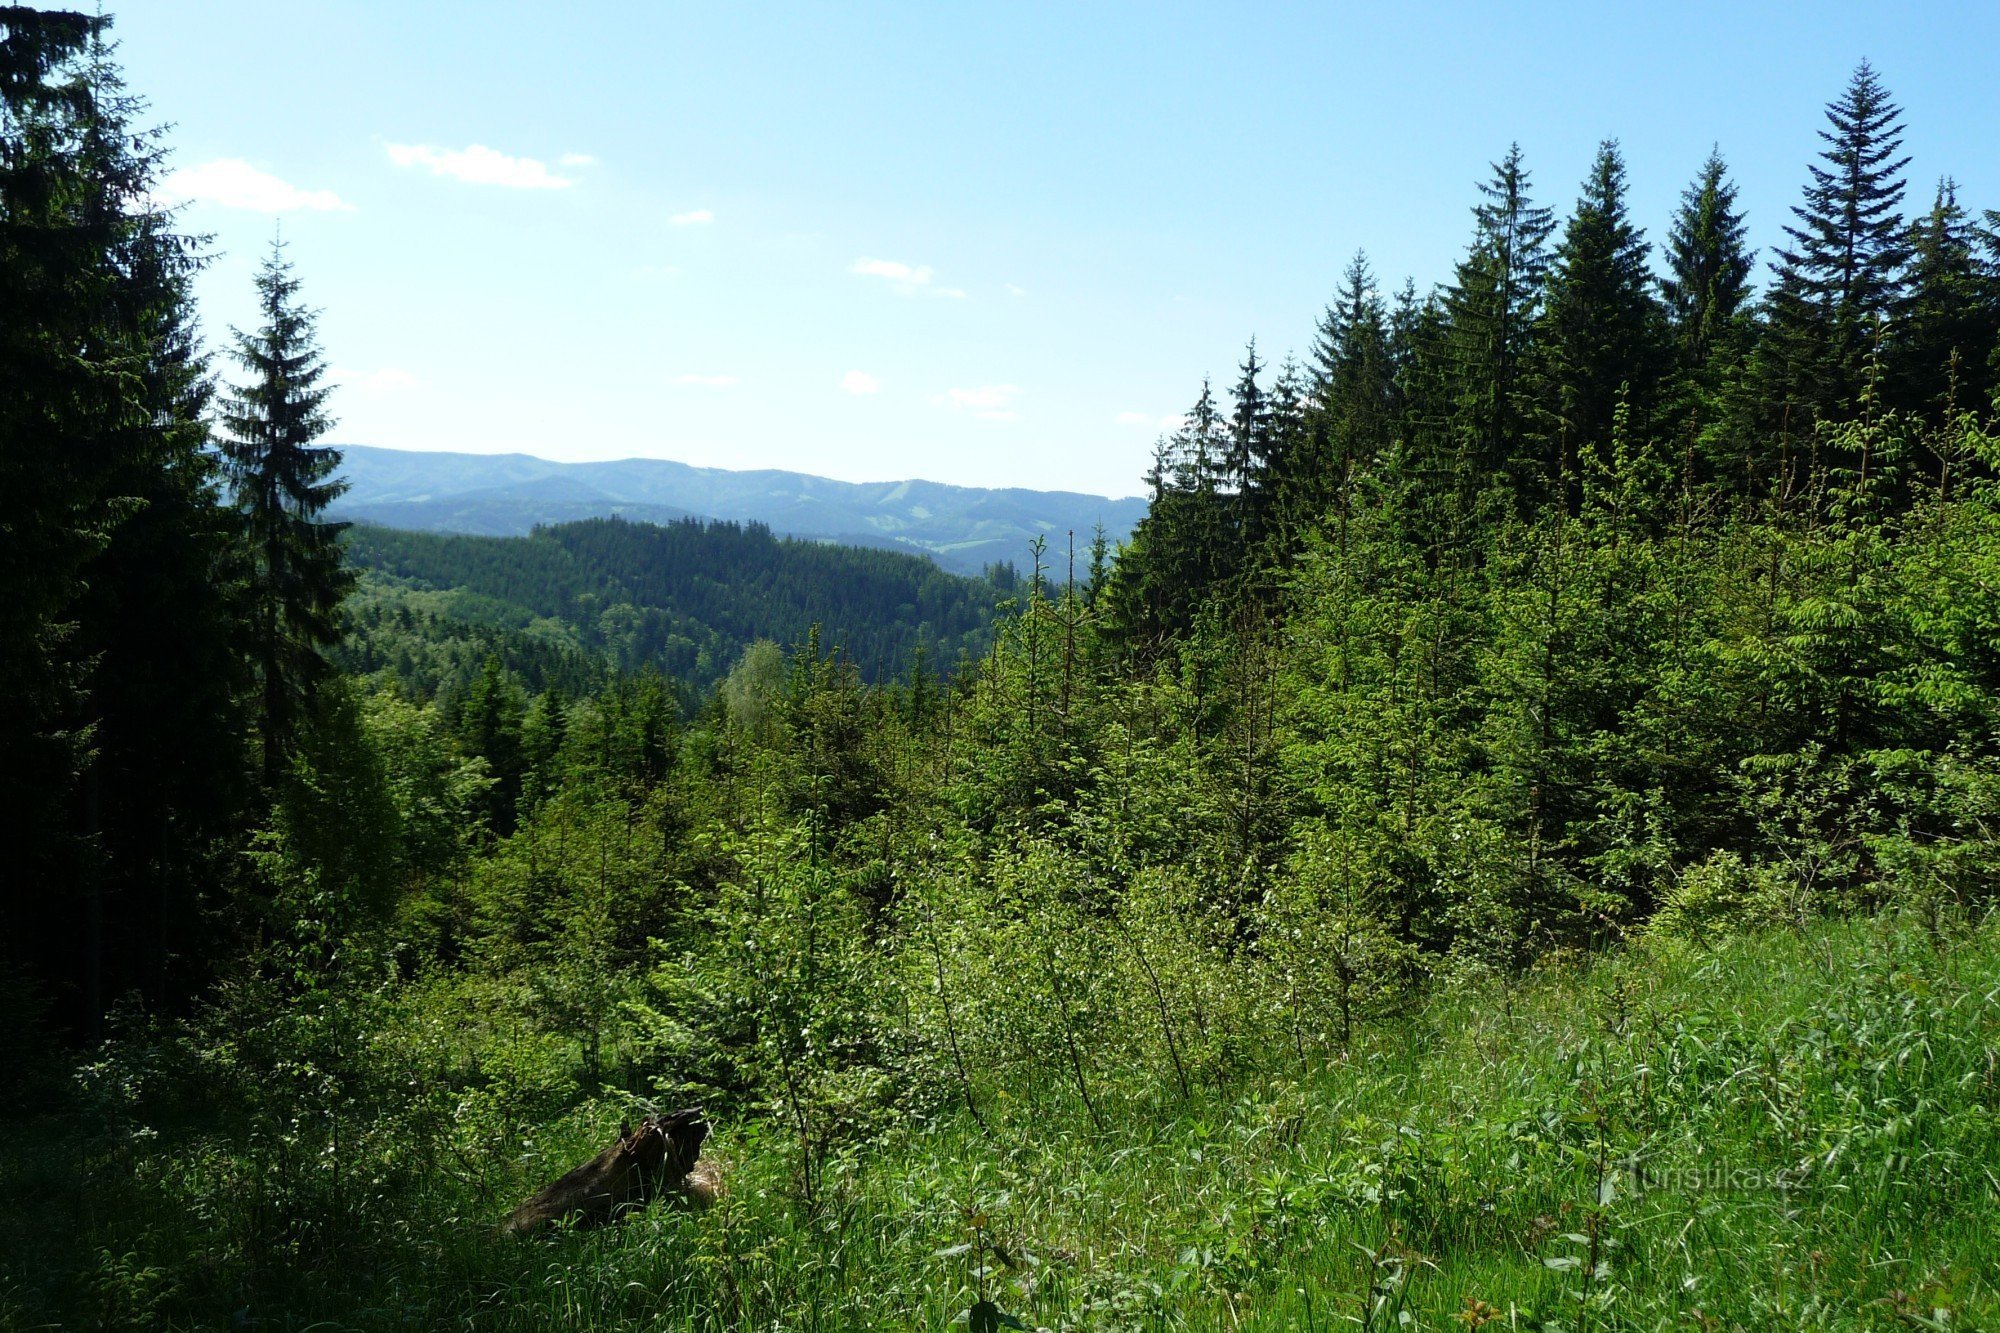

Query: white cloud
668;208;714;226
840;370;880;395
671;373;739;388
559;152;599;167
850;256;965;298
329;365;420;392
385;142;572;189
1159;413;1187;431
155;158;351;213
1115;411;1151;425
938;383;1019;422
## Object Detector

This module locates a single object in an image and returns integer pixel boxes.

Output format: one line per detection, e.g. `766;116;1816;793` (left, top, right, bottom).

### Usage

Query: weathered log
503;1108;712;1235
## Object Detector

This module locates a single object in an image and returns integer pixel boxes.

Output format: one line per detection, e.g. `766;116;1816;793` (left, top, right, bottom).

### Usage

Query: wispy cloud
840;370;880;395
668;208;714;226
937;383;1019;422
558;152;599;167
1005;283;1026;297
155;159;352;213
385;143;572;189
850;257;966;298
671;373;740;388
330;365;420;392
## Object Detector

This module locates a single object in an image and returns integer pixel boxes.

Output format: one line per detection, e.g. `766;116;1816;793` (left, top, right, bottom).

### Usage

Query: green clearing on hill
4;914;1993;1329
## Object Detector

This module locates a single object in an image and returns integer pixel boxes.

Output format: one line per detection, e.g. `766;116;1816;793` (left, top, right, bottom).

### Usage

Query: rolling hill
341;516;1011;696
330;444;1148;576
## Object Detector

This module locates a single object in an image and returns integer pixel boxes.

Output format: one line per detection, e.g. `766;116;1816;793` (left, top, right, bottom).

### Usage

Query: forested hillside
5;11;2000;1329
337;570;612;710
343;515;1013;694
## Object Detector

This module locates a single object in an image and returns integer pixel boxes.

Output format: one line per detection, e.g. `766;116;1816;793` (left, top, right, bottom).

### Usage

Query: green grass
4;914;1996;1330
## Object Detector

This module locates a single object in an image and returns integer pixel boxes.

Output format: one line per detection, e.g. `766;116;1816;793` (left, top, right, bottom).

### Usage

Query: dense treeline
1115;69;1997;646
0;8;353;1039
7;21;2000;1328
1099;63;2000;958
344;516;1005;693
3;5;210;1034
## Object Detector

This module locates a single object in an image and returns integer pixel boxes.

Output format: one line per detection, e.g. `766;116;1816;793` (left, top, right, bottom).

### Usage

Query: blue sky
117;1;2000;498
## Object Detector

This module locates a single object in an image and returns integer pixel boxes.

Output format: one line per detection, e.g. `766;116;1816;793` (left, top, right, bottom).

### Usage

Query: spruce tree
1177;376;1225;493
220;240;355;787
1084;523;1109;607
1224;342;1271;564
461;654;525;835
1103;382;1231;652
2;11;252;1031
1316;251;1397;480
1534;139;1662;498
1256;356;1309;559
1392;286;1472;553
0;10;125;977
1387;278;1421;377
1892;178;1998;418
1661;148;1754;369
1445;144;1556;490
72;41;251;1015
1225;338;1269;496
1765;61;1912;418
1659;151;1760;493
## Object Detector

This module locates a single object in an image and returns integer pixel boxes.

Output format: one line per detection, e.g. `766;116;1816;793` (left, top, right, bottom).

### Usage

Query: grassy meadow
4;912;1994;1330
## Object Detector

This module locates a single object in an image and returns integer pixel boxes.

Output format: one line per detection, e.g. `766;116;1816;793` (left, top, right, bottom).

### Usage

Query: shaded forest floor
3;913;1996;1330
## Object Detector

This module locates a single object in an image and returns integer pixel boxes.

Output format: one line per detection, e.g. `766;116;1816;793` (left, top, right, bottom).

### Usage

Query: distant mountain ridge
330;444;1148;575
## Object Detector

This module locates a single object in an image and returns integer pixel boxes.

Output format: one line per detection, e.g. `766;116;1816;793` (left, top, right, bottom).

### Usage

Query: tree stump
503;1109;712;1235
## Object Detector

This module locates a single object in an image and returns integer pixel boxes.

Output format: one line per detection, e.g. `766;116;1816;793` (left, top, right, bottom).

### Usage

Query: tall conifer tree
1892;179;1999;417
220;241;355;786
0;9;124;966
1225;339;1269;497
1660;151;1759;491
1764;61;1911;418
1104;381;1231;652
1661;149;1754;369
1219;340;1291;564
1257;356;1310;558
1445;144;1555;491
1316;251;1396;479
1;11;250;1031
70;32;250;1016
1535;140;1662;498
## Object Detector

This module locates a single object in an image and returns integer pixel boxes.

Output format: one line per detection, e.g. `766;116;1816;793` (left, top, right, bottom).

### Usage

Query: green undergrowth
3;913;1996;1330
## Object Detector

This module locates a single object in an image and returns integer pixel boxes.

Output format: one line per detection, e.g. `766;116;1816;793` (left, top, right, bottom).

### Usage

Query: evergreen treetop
1778;60;1911;317
1894;178;1999;416
1661;148;1755;366
1446;143;1557;483
1535;139;1661;489
1766;60;1912;417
